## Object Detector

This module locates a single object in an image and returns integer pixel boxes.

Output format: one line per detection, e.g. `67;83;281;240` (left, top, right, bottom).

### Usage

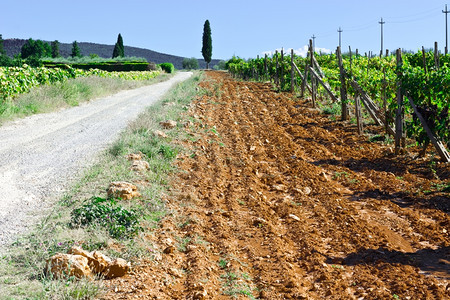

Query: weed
321;101;341;116
369;134;393;144
109;139;127;157
333;171;349;180
176;236;192;252
220;271;256;299
70;197;142;239
158;144;178;159
432;182;450;192
218;259;228;269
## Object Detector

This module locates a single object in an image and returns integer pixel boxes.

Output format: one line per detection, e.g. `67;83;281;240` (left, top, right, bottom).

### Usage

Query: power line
309;5;443;53
387;11;440;24
386;5;442;21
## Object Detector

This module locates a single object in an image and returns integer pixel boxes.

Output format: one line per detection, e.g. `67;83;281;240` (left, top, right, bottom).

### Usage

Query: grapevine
0;65;160;101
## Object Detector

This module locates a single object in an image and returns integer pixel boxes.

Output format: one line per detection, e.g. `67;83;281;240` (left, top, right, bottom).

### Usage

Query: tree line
1;20;215;69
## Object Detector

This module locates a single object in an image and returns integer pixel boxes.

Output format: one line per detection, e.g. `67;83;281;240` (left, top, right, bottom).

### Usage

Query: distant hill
3;39;222;69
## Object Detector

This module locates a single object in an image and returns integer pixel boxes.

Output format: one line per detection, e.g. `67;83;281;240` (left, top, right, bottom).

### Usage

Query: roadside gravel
0;72;192;249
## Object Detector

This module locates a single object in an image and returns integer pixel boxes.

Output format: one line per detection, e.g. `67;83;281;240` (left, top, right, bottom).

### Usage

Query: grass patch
0;71;203;299
319;100;341;116
70;197;143;239
0;73;173;125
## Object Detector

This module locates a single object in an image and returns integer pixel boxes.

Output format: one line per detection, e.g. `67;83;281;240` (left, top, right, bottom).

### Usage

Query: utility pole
337;27;343;49
379;18;385;57
311;34;316;53
443;4;449;54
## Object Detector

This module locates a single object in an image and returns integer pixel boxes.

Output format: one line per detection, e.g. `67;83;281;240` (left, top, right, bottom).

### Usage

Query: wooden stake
275;50;279;87
348;46;353;77
350;80;394;132
355;92;363;135
309;67;339;102
421;46;428;75
291;49;295;92
300;67;309;97
395;49;405;154
293;63;312;94
264;54;268;81
310;40;316;108
337;46;349;121
383;68;389;135
434;42;440;69
256;55;260;81
280;48;284;90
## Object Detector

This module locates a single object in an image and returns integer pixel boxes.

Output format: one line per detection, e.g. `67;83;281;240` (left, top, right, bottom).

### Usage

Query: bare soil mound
102;71;449;299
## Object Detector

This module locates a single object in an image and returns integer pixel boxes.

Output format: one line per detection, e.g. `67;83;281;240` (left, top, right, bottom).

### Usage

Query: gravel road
0;72;192;248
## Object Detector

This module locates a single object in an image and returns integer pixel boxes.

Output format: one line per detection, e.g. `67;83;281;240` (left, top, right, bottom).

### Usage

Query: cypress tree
118;33;124;57
112;33;124;58
71;40;81;58
202;20;212;69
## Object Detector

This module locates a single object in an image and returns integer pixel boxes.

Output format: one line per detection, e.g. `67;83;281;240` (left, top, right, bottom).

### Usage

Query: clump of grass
70;197;142;239
320;101;341;115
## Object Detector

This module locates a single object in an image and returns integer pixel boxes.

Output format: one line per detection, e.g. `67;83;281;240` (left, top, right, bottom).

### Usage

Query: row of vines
0;64;160;101
226;49;450;153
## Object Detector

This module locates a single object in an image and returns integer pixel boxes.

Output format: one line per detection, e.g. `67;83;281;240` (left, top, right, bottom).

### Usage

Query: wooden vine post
395;49;406;154
264;54;268;81
336;46;349;121
383;68;389;135
291;49;295;92
300;56;309;98
275;50;279;87
309;39;316;108
421;47;428;74
280;48;284;90
434;42;440;69
355;92;363;135
256;55;260;81
251;61;255;80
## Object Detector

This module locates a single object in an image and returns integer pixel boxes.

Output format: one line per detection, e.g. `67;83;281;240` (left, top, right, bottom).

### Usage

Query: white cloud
261;46;332;58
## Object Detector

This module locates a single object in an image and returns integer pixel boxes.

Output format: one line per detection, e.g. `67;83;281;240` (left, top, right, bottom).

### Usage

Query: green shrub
159;62;175;73
158;144;178;159
214;60;227;70
182;57;199;70
0;54;13;67
70;197;142;239
43;61;155;71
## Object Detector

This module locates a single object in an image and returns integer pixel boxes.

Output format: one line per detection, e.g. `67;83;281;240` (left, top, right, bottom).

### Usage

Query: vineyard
227;44;450;162
0;64;160;101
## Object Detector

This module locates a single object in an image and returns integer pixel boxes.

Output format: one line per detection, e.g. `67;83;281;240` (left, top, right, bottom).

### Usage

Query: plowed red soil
102;71;449;299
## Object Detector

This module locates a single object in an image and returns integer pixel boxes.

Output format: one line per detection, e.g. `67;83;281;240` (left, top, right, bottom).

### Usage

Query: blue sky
0;0;447;59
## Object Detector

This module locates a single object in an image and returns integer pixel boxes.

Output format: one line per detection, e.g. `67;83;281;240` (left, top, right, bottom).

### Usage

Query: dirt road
0;72;192;248
103;71;449;299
